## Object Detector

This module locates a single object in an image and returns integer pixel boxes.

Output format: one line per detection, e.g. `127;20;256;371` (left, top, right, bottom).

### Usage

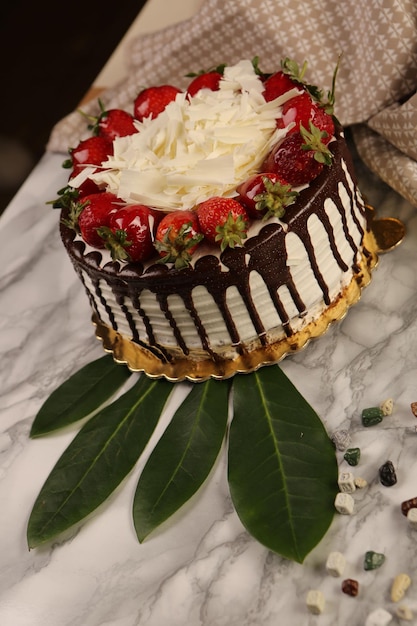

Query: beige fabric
47;0;417;207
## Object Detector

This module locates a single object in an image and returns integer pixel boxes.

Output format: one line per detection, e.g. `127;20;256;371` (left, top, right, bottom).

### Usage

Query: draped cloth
47;0;417;207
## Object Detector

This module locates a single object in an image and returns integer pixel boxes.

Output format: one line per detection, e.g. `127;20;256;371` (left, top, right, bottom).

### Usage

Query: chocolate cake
58;59;376;381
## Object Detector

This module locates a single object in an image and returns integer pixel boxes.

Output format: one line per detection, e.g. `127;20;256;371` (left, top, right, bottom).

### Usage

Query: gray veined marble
1;148;417;625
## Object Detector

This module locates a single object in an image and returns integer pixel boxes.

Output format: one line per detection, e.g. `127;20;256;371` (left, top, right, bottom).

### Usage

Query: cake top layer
74;60;298;211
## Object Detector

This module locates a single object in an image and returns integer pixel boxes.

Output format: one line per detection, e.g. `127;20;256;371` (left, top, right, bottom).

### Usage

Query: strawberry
236;172;298;220
278;92;334;140
50;166;101;210
98;204;161;262
64;192;120;248
262;122;333;186
154;210;203;269
186;70;223;97
196;197;249;251
64;135;113;170
263;71;300;102
93;107;138;141
133;85;182;122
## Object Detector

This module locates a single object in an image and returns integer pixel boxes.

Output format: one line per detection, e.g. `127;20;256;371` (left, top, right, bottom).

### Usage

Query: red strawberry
154;210;203;269
98;204;161;262
65;136;113;169
196;197;249;251
95;108;138;141
278;92;334;140
80;100;139;141
262;123;333;186
75;192;120;248
133;85;182;122
263;71;300;102
186;71;223;97
69;165;101;197
236;172;298;220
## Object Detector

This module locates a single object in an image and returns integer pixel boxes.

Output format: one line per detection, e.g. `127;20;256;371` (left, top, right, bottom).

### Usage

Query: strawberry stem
255;177;298;220
215;213;248;251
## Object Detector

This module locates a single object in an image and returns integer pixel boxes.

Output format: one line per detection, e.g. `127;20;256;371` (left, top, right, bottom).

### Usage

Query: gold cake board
93;209;405;382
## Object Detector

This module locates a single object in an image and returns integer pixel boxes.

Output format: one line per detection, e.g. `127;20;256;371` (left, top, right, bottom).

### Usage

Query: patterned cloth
47;0;417;207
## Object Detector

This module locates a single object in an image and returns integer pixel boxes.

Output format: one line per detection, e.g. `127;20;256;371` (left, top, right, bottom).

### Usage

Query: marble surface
1;144;417;626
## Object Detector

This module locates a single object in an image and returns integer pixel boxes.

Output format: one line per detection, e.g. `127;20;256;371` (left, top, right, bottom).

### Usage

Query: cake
57;58;376;381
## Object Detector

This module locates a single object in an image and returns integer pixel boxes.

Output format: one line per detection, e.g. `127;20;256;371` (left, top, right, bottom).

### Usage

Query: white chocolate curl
88;60;299;211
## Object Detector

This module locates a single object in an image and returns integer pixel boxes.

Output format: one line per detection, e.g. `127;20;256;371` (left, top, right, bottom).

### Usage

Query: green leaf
30;355;131;437
229;365;338;562
27;375;173;548
133;378;231;542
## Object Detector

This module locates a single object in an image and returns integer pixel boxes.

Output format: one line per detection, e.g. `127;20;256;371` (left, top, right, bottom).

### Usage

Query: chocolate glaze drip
60;126;367;360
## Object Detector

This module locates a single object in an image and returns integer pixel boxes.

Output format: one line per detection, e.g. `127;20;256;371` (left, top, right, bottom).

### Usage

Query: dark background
0;1;147;213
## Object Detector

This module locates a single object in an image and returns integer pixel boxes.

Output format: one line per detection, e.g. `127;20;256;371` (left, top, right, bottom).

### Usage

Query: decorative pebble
364;550;385;571
331;429;351;451
338;471;356;493
380;398;394;416
395;605;414;621
344;447;361;466
362;407;384;426
401;497;417;516
306;589;325;614
365;608;392;626
325;551;346;577
355;476;368;489
379;460;397;487
391;573;411;602
410;402;417;417
334;492;355;515
406;507;417;529
341;578;359;596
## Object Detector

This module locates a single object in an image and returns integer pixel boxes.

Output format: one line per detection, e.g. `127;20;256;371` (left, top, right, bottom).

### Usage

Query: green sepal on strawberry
154;210;203;270
237;173;299;220
196;197;249;252
62;191;120;248
98;204;161;263
262;121;334;186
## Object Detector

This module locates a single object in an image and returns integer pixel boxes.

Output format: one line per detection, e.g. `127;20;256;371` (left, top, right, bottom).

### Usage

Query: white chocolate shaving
89;60;298;211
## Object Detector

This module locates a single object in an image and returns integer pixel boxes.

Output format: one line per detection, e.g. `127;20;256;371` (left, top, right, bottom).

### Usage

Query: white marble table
2;7;417;626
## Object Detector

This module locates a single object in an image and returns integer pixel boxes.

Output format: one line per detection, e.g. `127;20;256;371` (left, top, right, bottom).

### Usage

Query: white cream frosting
86;60;299;211
80;157;366;356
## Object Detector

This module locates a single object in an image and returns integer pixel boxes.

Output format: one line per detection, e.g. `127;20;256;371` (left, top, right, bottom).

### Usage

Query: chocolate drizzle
60;126;368;363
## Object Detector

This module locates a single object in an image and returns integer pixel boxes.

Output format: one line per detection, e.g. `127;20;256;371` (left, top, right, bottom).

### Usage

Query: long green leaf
27;375;173;548
30;355;131;437
133;378;230;542
229;365;337;563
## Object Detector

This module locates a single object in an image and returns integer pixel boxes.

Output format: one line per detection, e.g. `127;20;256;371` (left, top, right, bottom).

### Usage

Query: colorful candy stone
306;589;325;614
362;407;384;426
331;429;351;451
365;608;393;626
401;497;417;516
344;447;361;466
334;492;355;515
380;398;394;416
410;402;417;417
391;573;411;602
326;551;346;577
395;605;413;621
379;460;397;487
342;578;359;596
364;550;385;571
407;507;417;529
338;472;356;493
